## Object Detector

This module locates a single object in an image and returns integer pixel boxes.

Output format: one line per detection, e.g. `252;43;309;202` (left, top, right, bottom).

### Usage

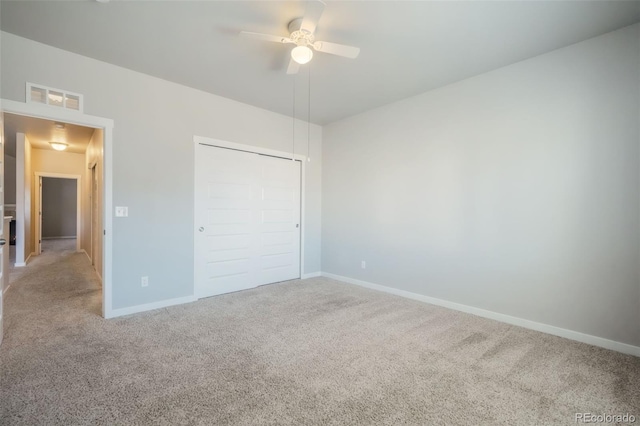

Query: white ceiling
1;1;639;124
4;113;95;156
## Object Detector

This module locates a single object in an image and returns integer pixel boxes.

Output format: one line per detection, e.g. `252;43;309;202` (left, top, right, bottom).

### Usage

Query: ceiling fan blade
286;57;300;75
239;31;292;44
313;41;360;59
300;0;325;34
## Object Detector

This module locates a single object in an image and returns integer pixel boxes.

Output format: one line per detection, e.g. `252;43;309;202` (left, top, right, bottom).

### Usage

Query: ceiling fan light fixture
240;1;359;74
50;142;68;151
291;45;313;65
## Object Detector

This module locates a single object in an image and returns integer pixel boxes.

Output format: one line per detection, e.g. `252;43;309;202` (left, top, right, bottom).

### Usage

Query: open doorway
2;112;105;310
0;99;113;327
35;175;81;256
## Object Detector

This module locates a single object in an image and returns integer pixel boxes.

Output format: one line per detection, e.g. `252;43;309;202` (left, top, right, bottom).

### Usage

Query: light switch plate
115;206;128;217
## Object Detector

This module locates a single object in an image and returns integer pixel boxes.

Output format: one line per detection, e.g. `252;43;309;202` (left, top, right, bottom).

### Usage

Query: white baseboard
107;295;197;319
15;252;34;267
42;236;76;240
321;272;640;358
301;271;322;279
80;249;91;262
78;250;102;283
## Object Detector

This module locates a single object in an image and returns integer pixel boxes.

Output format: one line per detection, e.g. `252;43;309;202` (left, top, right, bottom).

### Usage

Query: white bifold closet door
195;144;301;299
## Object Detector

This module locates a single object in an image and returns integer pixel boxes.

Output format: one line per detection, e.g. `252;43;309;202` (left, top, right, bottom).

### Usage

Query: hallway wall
4;154;16;205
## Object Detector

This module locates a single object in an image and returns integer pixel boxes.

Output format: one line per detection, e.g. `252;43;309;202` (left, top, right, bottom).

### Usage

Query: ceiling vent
26;82;83;112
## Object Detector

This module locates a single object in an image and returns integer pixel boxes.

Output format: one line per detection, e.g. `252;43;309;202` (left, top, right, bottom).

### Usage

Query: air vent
26;83;83;112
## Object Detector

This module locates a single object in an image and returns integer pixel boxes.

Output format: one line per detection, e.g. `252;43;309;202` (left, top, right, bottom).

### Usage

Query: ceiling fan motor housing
288;18;315;47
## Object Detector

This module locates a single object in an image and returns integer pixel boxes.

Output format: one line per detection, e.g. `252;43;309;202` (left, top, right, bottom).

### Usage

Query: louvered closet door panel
257;156;301;285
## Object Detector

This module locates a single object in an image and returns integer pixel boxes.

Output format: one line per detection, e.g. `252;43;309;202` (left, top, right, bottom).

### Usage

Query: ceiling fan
240;0;360;74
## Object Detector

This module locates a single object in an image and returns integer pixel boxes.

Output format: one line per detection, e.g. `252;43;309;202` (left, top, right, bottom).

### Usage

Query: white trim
2;99;109;128
193;136;307;299
80;249;91;262
302;272;321;279
34;173;81;178
103;125;113;317
299;155;306;278
321;272;640;357
107;295;197;319
15;251;35;267
34;173;82;254
15;133;27;267
193;135;308;162
80;248;102;283
42;236;77;240
2;98;114;319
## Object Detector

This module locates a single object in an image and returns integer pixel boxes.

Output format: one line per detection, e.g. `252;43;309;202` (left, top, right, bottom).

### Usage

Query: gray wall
1;31;322;310
4;154;16;205
322;24;640;346
42;177;77;239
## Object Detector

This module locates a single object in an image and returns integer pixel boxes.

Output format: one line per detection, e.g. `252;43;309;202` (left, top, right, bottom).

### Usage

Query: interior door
196;146;260;298
256;156;301;285
0;112;5;346
195;144;301;299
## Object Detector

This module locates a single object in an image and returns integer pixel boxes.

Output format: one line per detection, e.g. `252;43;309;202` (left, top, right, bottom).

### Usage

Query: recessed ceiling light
54;122;65;129
50;142;68;151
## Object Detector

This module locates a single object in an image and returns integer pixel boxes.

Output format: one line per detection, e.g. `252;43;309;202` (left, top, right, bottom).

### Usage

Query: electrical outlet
115;206;128;217
361;261;366;269
141;276;149;287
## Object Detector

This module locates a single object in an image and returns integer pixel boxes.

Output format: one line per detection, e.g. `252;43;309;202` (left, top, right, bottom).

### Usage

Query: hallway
4;238;101;321
8;239;84;285
1;242;102;423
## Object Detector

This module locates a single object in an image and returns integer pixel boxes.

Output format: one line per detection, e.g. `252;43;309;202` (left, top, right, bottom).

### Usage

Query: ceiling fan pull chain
292;72;296;161
307;64;311;162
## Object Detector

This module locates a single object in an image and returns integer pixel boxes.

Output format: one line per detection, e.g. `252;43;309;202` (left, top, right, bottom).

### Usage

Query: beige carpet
1;248;638;425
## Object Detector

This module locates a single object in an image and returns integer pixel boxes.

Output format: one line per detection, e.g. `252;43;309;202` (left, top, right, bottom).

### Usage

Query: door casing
0;112;6;346
34;173;82;255
1;98;114;318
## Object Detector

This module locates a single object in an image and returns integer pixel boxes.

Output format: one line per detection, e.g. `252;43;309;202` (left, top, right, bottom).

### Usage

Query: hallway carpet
1;250;638;425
